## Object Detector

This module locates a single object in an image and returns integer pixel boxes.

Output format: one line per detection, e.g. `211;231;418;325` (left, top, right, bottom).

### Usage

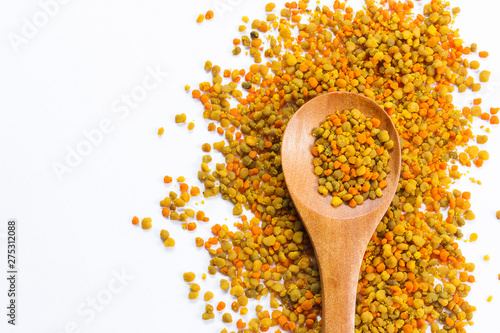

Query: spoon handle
302;210;378;333
314;237;366;333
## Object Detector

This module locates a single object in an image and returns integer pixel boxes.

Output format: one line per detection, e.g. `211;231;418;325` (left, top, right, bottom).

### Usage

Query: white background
0;0;499;332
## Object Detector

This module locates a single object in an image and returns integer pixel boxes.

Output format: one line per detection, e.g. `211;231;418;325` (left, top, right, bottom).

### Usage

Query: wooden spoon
281;92;401;333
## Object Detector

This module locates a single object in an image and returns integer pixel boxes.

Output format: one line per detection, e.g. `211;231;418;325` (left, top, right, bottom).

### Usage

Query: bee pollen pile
132;0;499;332
312;108;394;207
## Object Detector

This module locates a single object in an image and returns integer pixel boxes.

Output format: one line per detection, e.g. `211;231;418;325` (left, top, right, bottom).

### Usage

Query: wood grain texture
281;92;401;333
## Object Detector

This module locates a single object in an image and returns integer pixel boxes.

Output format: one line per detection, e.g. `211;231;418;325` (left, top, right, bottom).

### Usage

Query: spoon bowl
281;92;401;333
